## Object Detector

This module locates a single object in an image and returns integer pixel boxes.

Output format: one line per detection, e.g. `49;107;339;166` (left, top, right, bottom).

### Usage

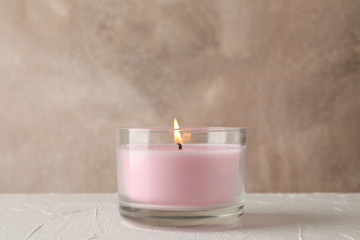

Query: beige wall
0;0;359;193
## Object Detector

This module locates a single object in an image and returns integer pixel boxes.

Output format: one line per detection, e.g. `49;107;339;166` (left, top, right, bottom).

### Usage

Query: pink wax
117;144;241;206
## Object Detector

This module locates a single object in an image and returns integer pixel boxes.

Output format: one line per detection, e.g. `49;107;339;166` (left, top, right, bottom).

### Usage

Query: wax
118;144;241;206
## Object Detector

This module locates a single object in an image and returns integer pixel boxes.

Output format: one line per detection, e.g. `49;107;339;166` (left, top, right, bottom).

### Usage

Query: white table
0;193;359;239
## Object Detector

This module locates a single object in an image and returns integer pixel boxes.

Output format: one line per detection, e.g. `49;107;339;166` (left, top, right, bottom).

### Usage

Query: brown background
0;0;359;193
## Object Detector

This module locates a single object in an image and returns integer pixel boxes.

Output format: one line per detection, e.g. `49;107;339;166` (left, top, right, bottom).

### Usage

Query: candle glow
174;118;183;145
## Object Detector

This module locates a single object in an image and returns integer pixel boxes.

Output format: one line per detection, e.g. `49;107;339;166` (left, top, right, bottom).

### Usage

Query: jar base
119;204;244;227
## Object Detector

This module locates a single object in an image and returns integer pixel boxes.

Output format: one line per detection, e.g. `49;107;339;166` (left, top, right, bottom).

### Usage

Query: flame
174;118;183;144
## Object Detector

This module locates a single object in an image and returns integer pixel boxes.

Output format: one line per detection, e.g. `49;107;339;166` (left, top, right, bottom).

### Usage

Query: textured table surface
0;193;359;240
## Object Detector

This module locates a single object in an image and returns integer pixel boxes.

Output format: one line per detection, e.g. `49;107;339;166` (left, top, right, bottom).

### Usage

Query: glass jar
116;127;247;227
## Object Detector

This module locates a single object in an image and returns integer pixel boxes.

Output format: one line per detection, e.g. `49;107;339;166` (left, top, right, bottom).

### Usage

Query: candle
116;119;247;227
120;144;241;206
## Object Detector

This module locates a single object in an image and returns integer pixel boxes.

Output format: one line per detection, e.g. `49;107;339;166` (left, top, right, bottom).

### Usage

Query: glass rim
117;127;247;132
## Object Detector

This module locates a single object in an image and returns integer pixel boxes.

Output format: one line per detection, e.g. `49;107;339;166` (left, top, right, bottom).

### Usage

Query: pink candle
118;144;241;206
117;124;247;227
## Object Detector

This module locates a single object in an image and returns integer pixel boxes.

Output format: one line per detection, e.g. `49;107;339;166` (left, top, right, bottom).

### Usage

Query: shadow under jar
116;127;247;227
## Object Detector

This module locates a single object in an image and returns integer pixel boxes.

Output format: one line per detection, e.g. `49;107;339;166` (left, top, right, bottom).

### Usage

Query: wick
177;143;182;150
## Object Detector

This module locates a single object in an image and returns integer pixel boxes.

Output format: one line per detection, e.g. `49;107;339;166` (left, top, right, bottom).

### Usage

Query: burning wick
174;118;183;151
177;143;182;150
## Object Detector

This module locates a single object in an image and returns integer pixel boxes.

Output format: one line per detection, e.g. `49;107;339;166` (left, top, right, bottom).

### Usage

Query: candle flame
174;118;183;145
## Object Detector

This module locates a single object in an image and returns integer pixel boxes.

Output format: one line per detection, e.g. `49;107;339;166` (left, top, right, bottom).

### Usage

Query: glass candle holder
116;127;247;227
